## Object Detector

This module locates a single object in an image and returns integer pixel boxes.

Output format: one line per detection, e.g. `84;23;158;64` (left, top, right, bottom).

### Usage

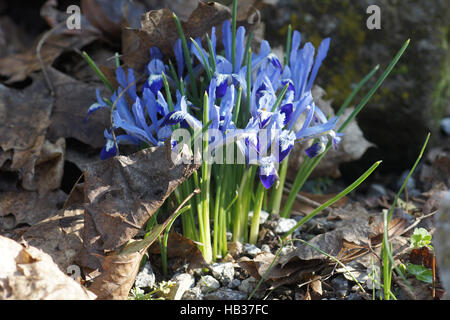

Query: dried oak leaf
8;207;85;272
89;201;192;299
122;1;231;71
149;232;208;271
0;73;67;192
0;78;52;157
87;251;142;300
78;141;200;270
0;189;66;231
81;0;146;39
254;205;408;287
0;235;95;300
0;27;98;84
45;67;110;149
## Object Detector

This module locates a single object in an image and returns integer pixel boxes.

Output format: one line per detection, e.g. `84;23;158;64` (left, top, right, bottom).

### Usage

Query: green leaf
410;227;433;249
406;263;433;284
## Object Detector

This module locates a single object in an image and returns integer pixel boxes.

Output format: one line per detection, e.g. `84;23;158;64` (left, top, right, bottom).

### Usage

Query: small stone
397;170;416;190
228;278;241;289
243;243;262;257
441;117;450;135
274;217;297;234
238;277;258;294
248;210;270;225
210;262;235;285
197;275;220;293
336;289;347;298
182;287;203;300
368;183;388;197
166;273;195;300
226;232;233;241
134;262;156;289
279;245;295;257
261;244;271;253
227;241;243;257
330;276;348;296
204;288;247;300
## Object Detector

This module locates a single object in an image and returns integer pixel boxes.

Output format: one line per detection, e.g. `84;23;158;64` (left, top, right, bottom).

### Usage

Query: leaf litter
0;0;448;300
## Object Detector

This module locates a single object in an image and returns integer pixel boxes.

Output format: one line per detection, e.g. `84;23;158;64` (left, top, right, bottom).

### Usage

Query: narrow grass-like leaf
284;24;292;66
271;83;290;112
82;51;114;93
173;13;199;102
190;37;212;81
282;160;382;239
280;39;410;218
231;0;238;71
162;73;174;112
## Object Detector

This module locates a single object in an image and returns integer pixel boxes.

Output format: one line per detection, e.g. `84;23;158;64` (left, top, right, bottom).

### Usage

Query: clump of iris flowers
86;0;406;263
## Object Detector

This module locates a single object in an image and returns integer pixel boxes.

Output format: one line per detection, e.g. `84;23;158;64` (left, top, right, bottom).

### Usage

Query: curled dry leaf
0;71;69;193
240;204;408;289
0;235;95;300
78;141;200;270
0;28;98;84
8;207;85;272
0;189;66;231
149;232;208;271
89;192;198;300
88;251;142;300
45;67;110;149
122;1;231;71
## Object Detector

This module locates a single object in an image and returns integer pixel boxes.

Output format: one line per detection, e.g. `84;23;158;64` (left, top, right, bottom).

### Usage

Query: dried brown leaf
122;2;231;71
88;251;142;300
0;29;98;83
0;235;95;300
149;232;208;270
78;141;200;270
0;190;66;231
45;67;110;149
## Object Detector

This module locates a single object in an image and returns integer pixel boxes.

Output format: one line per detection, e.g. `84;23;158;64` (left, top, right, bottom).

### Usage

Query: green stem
249;182;265;244
270;155;289;216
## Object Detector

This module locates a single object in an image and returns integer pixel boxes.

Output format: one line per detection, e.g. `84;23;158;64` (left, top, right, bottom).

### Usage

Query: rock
134;262;156;289
210;262;235;286
261;244;271;253
238;277;258;295
266;0;449;174
197;275;220;294
166;273;195;300
243;243;262;257
330;276;349;298
182;287;203;300
279;245;296;257
227;241;244;257
397;170;416;190
228;278;241;289
434;192;450;299
248;210;270;225
441;118;450;135
368;183;388;198
274;218;297;234
203;288;247;300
